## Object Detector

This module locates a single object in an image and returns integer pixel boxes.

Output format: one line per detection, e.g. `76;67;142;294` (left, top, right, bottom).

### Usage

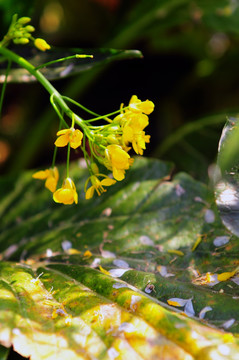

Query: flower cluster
33;95;154;205
89;95;154;180
1;14;50;51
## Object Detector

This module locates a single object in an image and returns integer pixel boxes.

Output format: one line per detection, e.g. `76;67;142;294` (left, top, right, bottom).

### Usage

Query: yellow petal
140;100;155;114
53;189;73;204
85;186;95;199
99;265;110;275
108;145;130;168
54;134;69;147
132;140;141;155
70;129;83;149
74;191;78;204
129;95;138;104
45;177;57;192
112;167;125;181
52;167;59;182
53;186;78;205
56;129;70;136
32;170;48;179
101;178;116;186
83;250;92;258
167;300;181;307
123;125;133;143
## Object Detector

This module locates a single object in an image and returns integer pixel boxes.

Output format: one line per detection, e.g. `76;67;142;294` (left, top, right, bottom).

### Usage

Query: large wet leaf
0;47;142;82
0;157;239;359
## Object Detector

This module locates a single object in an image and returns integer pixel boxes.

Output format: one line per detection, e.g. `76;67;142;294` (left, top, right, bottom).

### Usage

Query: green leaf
1;157;239;359
0;47;142;82
0;345;9;360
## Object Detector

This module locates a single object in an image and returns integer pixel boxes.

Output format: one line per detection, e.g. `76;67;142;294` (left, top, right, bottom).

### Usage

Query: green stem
34;54;92;70
66;143;71;178
87;108;123;121
0;46;80;121
50;94;69;128
0;59;11;120
52;146;57;168
62;96;100;118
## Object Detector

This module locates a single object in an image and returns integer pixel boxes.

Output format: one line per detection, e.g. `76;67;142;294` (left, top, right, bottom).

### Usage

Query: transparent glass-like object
215;117;239;236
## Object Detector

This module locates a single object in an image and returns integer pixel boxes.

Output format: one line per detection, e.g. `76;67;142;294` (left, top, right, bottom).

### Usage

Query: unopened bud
22;32;31;38
34;38;51;51
108;125;120;132
14;30;24;38
18;17;31;25
107;134;119;144
13;37;29;45
24;25;35;32
113;114;124;124
91;163;99;174
94;134;104;143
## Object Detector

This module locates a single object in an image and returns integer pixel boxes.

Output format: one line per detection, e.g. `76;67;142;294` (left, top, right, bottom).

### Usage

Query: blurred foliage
1;0;239;179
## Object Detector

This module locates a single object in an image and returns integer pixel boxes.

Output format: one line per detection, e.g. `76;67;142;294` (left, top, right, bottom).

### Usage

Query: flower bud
24;25;35;32
34;38;51;51
108;125;120;133
107;134;119;144
13;37;29;44
91;163;99;174
113;114;124;124
18;17;31;25
94;134;107;145
14;30;24;38
22;32;32;38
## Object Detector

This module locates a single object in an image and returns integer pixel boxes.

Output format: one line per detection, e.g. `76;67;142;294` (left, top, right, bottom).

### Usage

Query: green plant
1;7;239;360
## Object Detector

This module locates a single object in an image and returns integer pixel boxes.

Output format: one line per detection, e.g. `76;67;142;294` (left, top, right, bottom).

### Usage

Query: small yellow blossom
123;126;150;155
105;144;133;181
123;113;150;155
128;95;154;115
34;38;51;51
55;128;83;149
53;178;78;205
32;167;59;192
85;174;116;199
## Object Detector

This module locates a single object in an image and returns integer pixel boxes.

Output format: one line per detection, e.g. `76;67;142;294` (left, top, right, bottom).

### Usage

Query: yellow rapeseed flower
32;167;59;192
55;128;83;149
53;177;78;205
105;144;133;181
123;113;150;155
128;95;154;115
85;174;116;199
34;38;51;51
